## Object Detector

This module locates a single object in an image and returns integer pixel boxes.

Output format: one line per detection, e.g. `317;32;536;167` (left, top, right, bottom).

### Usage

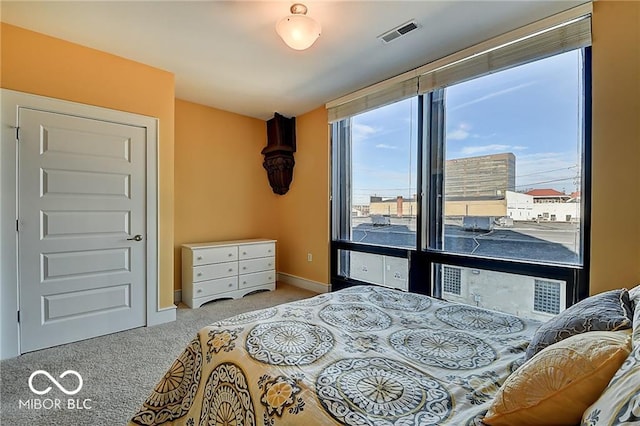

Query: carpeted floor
0;283;317;426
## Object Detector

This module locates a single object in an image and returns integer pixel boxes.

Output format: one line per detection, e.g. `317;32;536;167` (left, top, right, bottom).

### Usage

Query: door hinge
11;126;20;141
17;311;20;323
16;219;19;232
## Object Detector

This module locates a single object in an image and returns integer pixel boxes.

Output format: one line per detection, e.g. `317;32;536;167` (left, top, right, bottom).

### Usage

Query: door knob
127;234;143;241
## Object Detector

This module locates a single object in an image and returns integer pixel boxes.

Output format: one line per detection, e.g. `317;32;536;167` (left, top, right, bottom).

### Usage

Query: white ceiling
1;1;587;120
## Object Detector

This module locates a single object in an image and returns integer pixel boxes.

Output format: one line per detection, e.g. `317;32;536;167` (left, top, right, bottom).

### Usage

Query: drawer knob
228;268;233;272
269;276;273;280
243;281;247;285
197;256;203;260
228;253;233;257
242;251;247;255
242;266;247;270
197;289;202;293
268;249;272;253
197;272;202;277
268;263;272;267
228;283;233;287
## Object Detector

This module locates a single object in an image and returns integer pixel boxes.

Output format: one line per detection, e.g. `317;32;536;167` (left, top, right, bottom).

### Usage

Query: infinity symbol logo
28;370;83;396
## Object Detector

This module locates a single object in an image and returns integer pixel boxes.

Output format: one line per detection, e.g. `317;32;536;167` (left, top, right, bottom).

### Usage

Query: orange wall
1;23;176;308
173;99;279;291
274;106;330;285
590;1;640;294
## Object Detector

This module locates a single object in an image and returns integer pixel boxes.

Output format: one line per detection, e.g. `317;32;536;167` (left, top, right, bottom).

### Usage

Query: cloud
447;122;472;140
448;128;470;140
352;123;380;143
375;144;398;150
513;152;580;192
450;82;535;111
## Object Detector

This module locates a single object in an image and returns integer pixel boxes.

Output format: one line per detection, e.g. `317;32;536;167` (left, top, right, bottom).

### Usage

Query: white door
18;108;146;353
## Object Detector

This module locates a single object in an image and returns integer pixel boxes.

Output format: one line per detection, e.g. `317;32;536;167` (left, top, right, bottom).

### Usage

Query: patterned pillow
524;289;634;361
484;330;632;426
633;287;640;346
581;344;640;426
629;284;640;304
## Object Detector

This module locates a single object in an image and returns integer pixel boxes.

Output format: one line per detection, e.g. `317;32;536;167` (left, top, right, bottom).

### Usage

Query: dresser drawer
193;261;237;282
238;242;275;260
239;257;275;274
239;270;275;289
192;246;238;266
193;277;238;298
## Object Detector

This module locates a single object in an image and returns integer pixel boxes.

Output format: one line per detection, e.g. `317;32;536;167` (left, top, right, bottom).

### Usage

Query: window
435;264;566;321
336;99;418;249
338;250;409;291
437;50;584;266
330;9;591;312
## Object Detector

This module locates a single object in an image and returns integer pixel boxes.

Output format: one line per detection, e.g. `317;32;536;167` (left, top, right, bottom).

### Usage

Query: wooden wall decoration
262;112;296;195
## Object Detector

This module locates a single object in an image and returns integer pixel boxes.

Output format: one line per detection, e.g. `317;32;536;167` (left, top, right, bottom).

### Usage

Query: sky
350;49;583;205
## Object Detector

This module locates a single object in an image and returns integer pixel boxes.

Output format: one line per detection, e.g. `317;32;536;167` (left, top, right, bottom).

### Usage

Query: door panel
42;168;131;198
19;108;146;353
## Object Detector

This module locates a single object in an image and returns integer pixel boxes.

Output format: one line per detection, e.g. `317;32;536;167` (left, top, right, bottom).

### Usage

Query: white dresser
182;239;276;308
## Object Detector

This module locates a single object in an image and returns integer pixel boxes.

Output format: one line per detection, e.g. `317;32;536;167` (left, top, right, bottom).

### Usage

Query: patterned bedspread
129;285;541;426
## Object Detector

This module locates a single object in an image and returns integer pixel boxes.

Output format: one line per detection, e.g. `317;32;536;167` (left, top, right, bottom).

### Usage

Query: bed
129;284;639;426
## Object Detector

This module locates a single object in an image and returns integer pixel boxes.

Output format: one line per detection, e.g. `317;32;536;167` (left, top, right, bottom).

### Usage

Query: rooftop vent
378;20;421;44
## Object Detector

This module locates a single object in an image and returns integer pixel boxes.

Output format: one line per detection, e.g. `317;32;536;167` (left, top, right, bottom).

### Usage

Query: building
525;188;571;203
369;195;418;217
506;190;581;222
445;153;516;199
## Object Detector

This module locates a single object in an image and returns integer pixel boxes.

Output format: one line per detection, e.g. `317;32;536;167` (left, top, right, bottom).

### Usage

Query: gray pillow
524;289;634;361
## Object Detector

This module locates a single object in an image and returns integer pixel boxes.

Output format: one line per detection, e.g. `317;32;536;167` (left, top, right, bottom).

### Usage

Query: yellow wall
0;23;176;308
274;107;330;285
173;102;329;292
173;99;279;290
590;1;640;294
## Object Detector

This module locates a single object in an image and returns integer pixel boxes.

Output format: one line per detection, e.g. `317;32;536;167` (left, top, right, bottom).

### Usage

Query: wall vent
378;20;421;44
533;280;561;315
442;266;462;295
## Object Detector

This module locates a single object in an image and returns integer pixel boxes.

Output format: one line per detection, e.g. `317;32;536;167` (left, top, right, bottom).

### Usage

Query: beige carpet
0;283;317;426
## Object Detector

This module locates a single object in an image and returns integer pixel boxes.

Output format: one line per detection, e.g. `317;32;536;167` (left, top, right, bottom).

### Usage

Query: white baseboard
174;290;182;304
148;305;176;326
277;272;330;294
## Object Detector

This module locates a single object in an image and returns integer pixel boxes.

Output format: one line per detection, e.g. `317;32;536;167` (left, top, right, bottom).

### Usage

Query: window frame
330;47;592;309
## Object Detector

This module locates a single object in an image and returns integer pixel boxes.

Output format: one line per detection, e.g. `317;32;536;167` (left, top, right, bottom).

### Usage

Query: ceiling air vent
378;20;421;44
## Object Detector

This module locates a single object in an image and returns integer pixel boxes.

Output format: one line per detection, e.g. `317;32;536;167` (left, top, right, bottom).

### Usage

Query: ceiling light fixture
276;3;321;51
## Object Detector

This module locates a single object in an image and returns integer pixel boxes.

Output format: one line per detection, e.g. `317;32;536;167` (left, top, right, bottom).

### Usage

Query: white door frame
1;89;175;359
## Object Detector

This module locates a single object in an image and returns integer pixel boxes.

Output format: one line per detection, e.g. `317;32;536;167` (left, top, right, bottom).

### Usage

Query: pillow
634;291;640;346
581;344;640;426
483;329;632;426
628;283;640;305
525;289;633;361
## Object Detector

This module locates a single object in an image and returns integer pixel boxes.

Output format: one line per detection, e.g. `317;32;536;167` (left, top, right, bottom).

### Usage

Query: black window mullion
332;120;351;241
331;120;351;278
415;96;424;252
427;89;446;252
578;46;592;303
